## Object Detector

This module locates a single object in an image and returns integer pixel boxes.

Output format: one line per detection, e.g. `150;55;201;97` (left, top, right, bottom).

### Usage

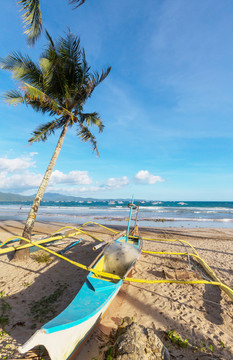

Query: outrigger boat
19;202;142;360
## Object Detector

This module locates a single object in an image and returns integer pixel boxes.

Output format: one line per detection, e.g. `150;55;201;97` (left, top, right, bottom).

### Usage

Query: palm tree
0;30;111;260
18;0;87;45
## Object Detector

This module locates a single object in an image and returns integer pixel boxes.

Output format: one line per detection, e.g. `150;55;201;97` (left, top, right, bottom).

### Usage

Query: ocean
0;200;233;229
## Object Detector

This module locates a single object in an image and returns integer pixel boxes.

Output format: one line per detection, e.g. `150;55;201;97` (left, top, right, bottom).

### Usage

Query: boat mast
126;195;135;242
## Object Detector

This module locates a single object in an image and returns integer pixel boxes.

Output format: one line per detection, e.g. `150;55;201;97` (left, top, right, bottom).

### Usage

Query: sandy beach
0;220;233;359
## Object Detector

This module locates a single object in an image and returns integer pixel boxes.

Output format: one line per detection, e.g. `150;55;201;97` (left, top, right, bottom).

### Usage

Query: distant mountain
42;193;96;201
0;191;90;202
0;192;33;202
0;191;105;202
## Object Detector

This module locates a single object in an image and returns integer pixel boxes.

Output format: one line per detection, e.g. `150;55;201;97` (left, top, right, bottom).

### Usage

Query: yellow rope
142;250;189;256
0;222;116;253
141;250;219;284
53;223;119;243
55;222;119;235
77;221;119;233
1;224;233;301
123;277;233;293
142;236;199;256
4;235;232;293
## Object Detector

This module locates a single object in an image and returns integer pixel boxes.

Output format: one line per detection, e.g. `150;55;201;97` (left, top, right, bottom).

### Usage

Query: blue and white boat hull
19;230;142;360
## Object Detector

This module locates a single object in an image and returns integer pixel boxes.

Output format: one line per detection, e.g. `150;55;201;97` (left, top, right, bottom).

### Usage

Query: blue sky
1;0;233;200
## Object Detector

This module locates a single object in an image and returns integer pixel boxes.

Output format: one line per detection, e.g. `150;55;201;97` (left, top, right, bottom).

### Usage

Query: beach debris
113;319;170;360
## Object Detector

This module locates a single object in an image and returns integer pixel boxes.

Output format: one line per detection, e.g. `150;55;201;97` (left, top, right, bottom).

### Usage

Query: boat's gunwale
43;279;122;334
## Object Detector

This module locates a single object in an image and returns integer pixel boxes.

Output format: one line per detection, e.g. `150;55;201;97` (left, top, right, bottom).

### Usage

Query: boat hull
19;284;121;360
19;232;142;360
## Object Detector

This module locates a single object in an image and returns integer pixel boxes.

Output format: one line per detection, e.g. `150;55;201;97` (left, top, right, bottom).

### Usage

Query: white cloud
0;171;42;191
0;153;93;193
49;170;92;185
0;153;37;172
0;153;164;195
0;153;41;191
134;170;164;185
105;176;129;189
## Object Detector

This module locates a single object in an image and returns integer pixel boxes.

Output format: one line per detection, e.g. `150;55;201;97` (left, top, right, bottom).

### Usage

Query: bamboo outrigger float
19;202;142;360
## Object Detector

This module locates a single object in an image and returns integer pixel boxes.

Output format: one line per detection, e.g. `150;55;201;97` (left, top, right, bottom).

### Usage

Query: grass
166;330;228;356
0;329;9;339
106;347;113;360
32;251;51;263
167;330;190;348
0;295;14;360
0;292;11;329
29;281;68;325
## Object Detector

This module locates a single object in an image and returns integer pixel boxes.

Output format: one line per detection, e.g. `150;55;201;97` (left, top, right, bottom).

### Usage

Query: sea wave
1;200;233;228
151;217;233;223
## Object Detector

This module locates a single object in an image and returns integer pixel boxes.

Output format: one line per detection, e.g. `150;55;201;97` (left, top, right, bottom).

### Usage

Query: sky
1;0;233;200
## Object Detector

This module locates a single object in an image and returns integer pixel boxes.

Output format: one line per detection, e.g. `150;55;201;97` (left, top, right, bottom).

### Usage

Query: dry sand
0;220;233;359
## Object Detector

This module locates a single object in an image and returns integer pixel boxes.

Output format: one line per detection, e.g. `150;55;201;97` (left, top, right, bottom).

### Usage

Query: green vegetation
220;341;225;349
167;330;190;348
167;331;227;356
200;340;206;351
106;347;113;360
29;282;68;324
200;340;215;354
0;292;11;329
32;251;51;264
208;344;214;353
18;0;87;45
0;329;9;339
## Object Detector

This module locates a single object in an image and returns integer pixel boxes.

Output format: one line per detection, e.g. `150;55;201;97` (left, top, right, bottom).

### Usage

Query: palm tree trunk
14;120;69;261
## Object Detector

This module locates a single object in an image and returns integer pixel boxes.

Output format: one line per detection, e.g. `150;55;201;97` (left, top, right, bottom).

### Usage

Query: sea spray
103;242;140;277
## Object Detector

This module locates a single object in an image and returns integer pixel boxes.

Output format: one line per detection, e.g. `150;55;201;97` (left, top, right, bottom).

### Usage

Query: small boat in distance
19;202;142;360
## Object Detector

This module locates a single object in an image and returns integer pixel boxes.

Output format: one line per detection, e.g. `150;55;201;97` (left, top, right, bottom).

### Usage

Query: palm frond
3;90;25;106
2;30;109;150
93;67;111;88
45;30;55;49
68;0;87;9
79;112;104;132
41;31;57;61
77;125;99;156
58;31;81;64
18;0;42;45
29;118;67;143
80;49;91;82
75;66;111;106
58;32;84;90
23;82;75;120
0;51;43;88
39;57;53;85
